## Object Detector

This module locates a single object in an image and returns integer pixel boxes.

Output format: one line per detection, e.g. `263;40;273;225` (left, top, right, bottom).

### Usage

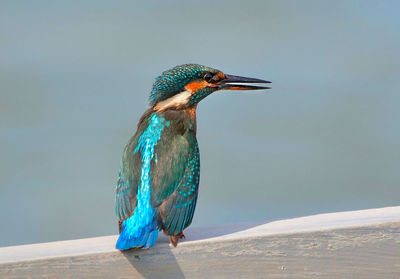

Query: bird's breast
155;106;198;136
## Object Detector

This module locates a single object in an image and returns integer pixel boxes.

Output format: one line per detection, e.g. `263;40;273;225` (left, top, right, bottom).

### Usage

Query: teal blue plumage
150;64;216;105
115;109;200;249
115;64;270;250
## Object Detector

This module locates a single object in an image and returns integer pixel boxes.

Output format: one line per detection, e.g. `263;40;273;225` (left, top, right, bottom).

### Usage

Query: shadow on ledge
120;222;264;279
122;244;185;279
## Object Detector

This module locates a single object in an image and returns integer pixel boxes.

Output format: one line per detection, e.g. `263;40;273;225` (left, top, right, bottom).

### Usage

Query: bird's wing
151;132;200;235
114;131;141;221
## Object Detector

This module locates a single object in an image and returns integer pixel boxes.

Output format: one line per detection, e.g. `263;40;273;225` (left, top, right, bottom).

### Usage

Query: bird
115;64;271;250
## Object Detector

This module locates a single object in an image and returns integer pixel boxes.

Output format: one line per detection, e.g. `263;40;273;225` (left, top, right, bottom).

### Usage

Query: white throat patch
154;90;192;111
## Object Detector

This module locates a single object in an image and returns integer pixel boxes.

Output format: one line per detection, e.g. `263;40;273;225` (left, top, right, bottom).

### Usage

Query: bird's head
150;64;271;111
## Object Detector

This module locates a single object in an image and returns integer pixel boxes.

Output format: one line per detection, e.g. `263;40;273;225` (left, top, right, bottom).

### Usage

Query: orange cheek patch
185;80;209;93
216;72;226;80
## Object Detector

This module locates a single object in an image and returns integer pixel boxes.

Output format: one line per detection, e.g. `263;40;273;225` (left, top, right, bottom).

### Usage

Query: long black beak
216;74;271;90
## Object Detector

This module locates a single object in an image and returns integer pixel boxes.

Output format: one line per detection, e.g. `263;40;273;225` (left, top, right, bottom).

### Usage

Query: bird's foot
169;231;185;247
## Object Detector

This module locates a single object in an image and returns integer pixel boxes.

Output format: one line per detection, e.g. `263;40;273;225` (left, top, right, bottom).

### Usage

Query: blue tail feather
116;217;159;250
145;229;159;248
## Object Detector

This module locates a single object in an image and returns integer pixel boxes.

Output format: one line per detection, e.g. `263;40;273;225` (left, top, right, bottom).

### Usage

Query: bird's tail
116;217;159;250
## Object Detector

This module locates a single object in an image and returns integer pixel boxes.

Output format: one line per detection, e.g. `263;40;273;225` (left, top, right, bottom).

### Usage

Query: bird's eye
203;73;213;82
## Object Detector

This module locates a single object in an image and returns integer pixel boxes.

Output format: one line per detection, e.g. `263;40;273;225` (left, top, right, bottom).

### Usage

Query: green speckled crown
150;64;218;106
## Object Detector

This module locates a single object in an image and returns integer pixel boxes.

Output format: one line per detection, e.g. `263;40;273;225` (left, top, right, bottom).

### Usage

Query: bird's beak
215;74;271;90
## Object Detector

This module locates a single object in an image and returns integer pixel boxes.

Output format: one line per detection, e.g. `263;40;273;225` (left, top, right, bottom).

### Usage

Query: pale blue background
1;1;399;247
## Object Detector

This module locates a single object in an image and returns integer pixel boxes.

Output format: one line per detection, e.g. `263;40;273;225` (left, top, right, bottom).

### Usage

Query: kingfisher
115;64;271;250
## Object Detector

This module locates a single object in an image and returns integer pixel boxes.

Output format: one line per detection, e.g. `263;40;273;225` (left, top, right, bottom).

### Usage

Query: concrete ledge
1;206;400;278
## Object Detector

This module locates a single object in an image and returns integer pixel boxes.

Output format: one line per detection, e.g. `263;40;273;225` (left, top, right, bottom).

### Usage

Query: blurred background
1;0;399;247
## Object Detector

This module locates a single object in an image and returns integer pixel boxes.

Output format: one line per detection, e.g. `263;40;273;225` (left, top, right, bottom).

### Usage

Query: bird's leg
169;235;179;247
169;231;185;247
